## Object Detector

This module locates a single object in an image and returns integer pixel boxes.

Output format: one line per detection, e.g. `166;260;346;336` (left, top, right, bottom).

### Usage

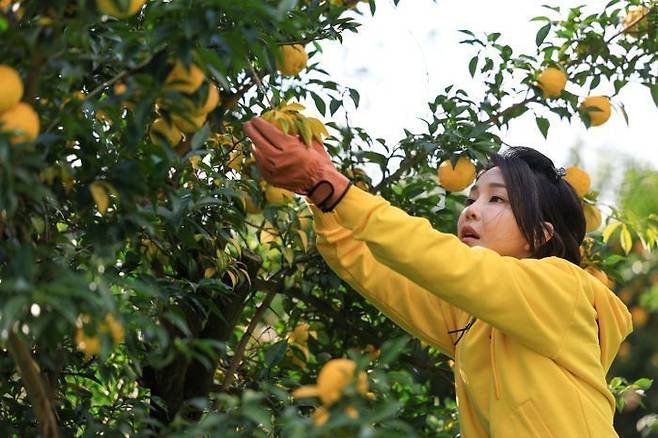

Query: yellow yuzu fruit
364;344;380;361
259;227;280;245
265;186;295;205
241;194;262;214
189;155;202;170
276;44;308;76
623;6;651;36
579;96;611;127
96;0;145;19
0;102;40;143
437;157;476;192
344;406;359;419
149;117;183;146
316;358;368;406
172;112;207;133
165;61;205;94
564;166;591;198
228;149;244;172
583;203;602;233
312;406;329;426
103;314;125;344
292;323;310;344
113;81;127;95
537;67;567;98
75;328;101;358
196;84;220;115
0;65;23;112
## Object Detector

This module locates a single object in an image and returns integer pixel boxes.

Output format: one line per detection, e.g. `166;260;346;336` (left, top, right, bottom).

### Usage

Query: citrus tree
0;0;657;436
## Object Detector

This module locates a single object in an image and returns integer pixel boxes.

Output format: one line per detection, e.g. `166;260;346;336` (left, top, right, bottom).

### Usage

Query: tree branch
7;331;59;438
219;281;279;392
372;94;540;193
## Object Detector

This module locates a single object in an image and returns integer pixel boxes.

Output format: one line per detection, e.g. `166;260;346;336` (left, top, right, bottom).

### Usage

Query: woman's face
457;166;533;258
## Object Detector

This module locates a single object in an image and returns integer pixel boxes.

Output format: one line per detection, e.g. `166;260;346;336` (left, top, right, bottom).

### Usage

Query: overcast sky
307;0;658;209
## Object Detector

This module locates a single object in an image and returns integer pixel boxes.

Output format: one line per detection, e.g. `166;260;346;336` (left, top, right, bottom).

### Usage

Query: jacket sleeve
308;202;470;358
331;186;582;358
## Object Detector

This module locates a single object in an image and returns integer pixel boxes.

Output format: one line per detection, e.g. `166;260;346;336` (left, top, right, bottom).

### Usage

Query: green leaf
536;23;551;46
241;404;271;429
191;123;210;150
634;378;653;390
468;56;478;78
535;117;550;139
310;91;326;116
602;222;621;243
619;103;629;126
378;335;410;365
264;340;288;369
329;98;341;116
621;225;633;254
358;150;388;169
282;247;294;267
349;88;360;108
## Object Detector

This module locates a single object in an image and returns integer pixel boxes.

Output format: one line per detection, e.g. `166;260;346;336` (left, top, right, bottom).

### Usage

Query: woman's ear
524;222;555;252
542;222;554;243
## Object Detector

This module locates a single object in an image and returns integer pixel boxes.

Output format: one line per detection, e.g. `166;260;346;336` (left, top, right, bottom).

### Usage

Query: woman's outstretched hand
243;117;351;212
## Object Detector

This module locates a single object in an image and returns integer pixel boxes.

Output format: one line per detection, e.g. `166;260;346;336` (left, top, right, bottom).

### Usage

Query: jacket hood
591;278;633;374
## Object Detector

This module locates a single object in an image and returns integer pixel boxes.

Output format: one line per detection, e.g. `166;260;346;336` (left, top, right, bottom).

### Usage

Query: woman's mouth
460;236;480;244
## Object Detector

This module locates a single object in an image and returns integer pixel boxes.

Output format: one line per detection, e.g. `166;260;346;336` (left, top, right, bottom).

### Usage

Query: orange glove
243;117;351;212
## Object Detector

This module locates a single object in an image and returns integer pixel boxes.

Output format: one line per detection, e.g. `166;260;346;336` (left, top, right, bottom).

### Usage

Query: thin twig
246;61;273;107
372;94;540;193
605;8;652;45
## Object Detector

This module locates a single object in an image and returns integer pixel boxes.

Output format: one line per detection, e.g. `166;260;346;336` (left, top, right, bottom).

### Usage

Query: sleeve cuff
305;198;341;233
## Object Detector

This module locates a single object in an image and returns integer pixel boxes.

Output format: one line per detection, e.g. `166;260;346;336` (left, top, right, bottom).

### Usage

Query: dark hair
481;146;586;266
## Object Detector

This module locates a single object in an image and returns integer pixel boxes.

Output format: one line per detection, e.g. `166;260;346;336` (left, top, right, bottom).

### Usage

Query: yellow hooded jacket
309;185;633;438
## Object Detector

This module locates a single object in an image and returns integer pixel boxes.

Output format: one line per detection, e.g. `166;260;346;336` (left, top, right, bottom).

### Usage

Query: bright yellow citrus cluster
276;45;308;76
0;65;40;144
96;0;146;19
534;66;612;127
261;102;329;146
622;5;652;37
291;357;371;426
149;60;221;147
75;313;125;359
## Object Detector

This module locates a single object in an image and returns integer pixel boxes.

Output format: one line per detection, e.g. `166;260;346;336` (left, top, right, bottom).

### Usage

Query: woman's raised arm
309;202;470;358
331;185;585;358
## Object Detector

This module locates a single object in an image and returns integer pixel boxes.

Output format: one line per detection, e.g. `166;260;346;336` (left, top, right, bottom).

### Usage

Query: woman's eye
465;196;504;205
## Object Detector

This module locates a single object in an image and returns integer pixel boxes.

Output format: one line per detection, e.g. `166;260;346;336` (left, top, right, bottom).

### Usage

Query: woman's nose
463;201;480;220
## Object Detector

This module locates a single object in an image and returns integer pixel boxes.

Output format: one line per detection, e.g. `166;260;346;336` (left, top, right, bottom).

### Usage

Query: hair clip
554;167;566;182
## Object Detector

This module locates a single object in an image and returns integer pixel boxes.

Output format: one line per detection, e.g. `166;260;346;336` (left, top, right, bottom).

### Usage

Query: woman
244;117;632;437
